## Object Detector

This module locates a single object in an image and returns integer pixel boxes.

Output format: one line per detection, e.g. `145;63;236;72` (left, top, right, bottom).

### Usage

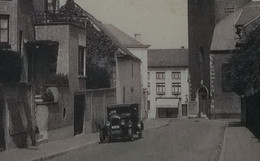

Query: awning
156;98;179;108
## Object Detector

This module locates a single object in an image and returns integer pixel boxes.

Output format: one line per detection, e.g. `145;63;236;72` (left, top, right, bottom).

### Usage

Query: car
99;103;144;143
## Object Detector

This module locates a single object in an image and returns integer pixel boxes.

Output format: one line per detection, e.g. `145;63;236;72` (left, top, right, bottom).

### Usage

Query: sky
60;0;188;49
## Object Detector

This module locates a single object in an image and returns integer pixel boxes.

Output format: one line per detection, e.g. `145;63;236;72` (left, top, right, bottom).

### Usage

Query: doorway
74;94;85;136
198;87;208;117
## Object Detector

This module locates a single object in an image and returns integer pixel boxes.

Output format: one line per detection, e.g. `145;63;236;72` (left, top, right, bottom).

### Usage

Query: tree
226;26;260;95
0;49;23;83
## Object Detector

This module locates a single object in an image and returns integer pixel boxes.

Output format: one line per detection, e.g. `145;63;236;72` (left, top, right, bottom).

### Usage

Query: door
198;87;208;117
0;89;5;151
74;94;85;136
182;104;188;116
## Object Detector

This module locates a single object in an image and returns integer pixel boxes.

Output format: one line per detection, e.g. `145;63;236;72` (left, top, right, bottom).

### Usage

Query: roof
236;1;260;26
103;24;150;48
59;1;140;61
148;49;188;67
210;9;243;51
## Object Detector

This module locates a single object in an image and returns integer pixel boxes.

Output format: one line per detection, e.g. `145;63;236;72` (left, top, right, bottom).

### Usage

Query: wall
128;47;148;119
35;24;87;92
116;58;142;105
210;52;241;118
69;25;87;91
85;88;116;133
35;25;70;75
1;84;34;150
147;67;190;118
35;86;74;142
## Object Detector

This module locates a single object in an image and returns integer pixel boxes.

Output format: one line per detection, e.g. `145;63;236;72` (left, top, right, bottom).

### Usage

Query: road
49;119;226;161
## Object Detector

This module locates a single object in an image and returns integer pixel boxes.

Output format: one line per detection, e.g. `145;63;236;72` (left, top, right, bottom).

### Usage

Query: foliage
0;49;23;83
59;1;117;89
45;73;69;86
42;89;54;102
86;65;111;89
226;26;260;95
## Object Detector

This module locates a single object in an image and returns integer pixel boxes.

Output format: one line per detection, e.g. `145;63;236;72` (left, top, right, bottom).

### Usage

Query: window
172;82;181;94
147;83;150;95
156;83;165;95
147;72;150;80
46;0;59;12
156;72;165;80
222;64;233;92
172;72;181;80
78;46;87;76
147;100;150;110
0;15;9;43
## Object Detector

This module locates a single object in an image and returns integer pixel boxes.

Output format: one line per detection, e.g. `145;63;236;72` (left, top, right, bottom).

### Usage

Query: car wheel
105;135;110;143
138;131;142;139
99;130;105;143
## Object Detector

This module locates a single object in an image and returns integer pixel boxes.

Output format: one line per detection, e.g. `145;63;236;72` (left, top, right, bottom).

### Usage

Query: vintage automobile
99;103;144;143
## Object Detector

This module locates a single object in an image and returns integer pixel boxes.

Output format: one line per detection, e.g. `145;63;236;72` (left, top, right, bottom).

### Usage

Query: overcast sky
60;0;188;49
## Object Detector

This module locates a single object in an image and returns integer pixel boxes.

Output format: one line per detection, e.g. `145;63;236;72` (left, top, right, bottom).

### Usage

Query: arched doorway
197;86;209;118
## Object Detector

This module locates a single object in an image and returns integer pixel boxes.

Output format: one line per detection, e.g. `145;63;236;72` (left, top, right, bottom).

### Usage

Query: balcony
34;11;92;28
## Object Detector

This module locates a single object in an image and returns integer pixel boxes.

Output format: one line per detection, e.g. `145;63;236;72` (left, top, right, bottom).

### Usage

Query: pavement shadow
247;127;260;142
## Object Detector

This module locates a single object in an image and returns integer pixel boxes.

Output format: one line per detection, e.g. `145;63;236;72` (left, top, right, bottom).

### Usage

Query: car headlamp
121;120;126;125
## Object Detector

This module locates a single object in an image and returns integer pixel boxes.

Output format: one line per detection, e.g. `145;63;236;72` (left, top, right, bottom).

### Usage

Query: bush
42;89;54;102
0;49;22;83
45;73;69;86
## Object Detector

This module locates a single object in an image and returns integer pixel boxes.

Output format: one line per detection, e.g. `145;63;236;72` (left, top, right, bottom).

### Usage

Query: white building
147;49;189;118
103;24;150;118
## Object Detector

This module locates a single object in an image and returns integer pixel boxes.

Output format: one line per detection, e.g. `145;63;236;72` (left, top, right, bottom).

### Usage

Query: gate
0;87;6;151
74;94;85;136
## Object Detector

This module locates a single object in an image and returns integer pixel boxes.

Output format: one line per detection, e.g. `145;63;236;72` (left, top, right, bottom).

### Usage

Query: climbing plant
226;26;260;95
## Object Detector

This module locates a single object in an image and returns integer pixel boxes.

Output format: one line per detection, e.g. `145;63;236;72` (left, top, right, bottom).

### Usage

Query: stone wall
1;83;34;150
210;52;241;118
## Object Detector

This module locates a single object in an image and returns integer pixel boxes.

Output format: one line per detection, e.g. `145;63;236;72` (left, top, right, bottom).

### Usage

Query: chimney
135;33;141;42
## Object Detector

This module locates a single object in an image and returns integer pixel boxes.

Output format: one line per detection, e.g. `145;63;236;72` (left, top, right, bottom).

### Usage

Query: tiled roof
148;49;188;67
103;24;150;48
236;2;260;26
211;9;243;51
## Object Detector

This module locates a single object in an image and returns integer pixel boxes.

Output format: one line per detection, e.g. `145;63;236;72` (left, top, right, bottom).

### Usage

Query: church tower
188;0;251;118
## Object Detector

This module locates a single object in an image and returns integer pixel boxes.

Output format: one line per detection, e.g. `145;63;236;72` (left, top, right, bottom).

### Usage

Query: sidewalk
219;120;260;161
0;119;169;161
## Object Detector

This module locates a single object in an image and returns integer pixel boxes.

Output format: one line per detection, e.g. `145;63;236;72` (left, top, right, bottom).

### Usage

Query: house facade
147;49;189;118
102;24;149;119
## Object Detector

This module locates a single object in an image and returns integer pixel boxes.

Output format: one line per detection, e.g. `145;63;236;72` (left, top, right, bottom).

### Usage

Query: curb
218;123;228;161
32;140;99;161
